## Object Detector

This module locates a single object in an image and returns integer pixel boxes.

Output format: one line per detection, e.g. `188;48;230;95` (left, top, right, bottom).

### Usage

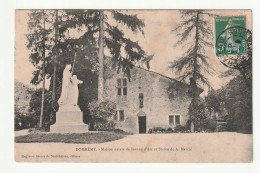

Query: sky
15;10;252;95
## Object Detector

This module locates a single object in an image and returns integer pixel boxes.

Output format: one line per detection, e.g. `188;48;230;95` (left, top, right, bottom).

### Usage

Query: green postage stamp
215;16;247;56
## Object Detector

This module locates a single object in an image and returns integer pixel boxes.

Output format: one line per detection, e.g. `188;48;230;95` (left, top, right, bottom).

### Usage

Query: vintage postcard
14;9;252;162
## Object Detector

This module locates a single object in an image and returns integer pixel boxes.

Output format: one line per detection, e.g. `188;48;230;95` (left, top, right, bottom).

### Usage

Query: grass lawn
15;131;132;144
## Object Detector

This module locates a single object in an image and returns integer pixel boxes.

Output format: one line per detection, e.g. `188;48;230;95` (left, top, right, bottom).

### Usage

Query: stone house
103;62;193;134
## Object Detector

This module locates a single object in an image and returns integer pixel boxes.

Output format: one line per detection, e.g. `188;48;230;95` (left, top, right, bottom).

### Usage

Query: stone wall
103;66;191;133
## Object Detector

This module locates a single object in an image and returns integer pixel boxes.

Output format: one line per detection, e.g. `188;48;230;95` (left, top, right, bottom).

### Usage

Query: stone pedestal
50;106;88;133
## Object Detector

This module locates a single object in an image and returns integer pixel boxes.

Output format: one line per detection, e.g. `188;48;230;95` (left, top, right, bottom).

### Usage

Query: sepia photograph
14;9;252;163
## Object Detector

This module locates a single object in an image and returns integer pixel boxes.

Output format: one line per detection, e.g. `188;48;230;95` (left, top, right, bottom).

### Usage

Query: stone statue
58;64;72;106
51;64;88;133
58;64;83;108
68;75;83;106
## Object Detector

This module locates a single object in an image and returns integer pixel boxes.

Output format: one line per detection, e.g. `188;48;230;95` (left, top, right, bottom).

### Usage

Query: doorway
138;116;146;133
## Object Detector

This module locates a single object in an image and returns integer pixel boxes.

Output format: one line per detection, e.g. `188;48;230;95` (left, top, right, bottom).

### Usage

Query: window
113;112;117;120
114;110;125;121
175;115;180;125
119;111;124;121
139;93;144;108
169;115;181;125
169;115;174;125
117;78;127;96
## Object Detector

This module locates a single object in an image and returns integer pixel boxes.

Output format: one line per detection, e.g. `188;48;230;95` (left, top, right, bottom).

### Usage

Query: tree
61;10;152;101
51;10;59;124
217;29;252;133
29;88;52;129
39;11;46;128
169;10;216;130
205;89;221;118
217;76;252;133
88;100;116;131
27;10;52;128
27;10;57;85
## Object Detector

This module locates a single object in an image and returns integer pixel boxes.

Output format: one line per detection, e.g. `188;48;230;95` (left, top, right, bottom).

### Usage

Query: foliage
28;88;52;128
188;97;207;129
173;125;188;132
169;10;217;130
27;10;99;87
15;105;39;130
88;100;117;131
204;75;252;133
14;82;36;130
148;126;190;133
27;10;56;85
205;89;221;114
169;10;216;89
149;127;166;133
219;76;252;133
201;118;217;132
60;10;152;78
15;114;39;131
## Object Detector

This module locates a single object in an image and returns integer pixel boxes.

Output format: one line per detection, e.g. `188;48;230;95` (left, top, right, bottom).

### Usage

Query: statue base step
50;124;89;133
50;106;89;133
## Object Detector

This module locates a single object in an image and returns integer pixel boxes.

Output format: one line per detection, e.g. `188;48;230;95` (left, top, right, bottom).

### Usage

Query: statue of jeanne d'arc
58;64;83;108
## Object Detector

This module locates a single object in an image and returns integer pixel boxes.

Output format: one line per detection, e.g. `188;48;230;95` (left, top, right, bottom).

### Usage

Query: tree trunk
193;10;200;93
51;9;58;124
190;11;200;132
39;11;46;128
98;10;104;102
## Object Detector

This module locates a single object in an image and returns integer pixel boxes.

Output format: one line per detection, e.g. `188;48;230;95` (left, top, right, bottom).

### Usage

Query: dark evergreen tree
61;10;152;100
169;10;216;130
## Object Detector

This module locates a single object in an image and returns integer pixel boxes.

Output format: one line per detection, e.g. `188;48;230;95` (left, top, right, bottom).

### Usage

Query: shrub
152;127;165;133
166;127;173;133
148;128;153;133
201;118;217;132
15;113;39;131
88;100;117;131
92;121;116;131
173;125;187;132
148;126;191;134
